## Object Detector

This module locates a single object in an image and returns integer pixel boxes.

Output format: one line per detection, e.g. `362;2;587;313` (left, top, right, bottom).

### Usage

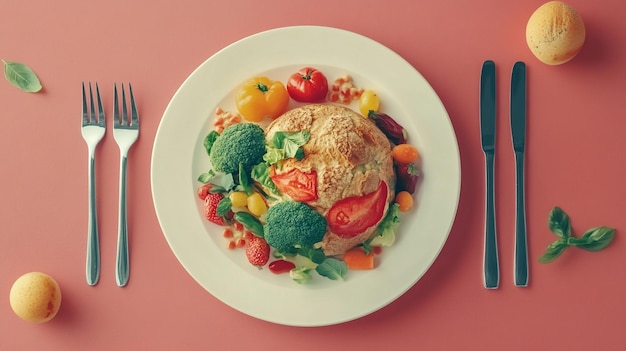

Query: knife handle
484;152;499;289
514;151;528;287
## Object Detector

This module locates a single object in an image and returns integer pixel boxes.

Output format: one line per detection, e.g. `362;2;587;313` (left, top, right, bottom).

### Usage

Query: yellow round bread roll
10;272;62;323
526;1;585;65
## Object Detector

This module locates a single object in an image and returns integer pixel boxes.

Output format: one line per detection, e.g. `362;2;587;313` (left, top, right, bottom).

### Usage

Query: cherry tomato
270;168;318;202
286;67;329;102
359;89;380;116
326;182;388;237
197;184;212;200
235;77;289;122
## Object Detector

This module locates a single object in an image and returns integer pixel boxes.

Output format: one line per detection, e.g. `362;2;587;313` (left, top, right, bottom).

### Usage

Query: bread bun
10;272;62;323
526;1;585;65
266;104;395;255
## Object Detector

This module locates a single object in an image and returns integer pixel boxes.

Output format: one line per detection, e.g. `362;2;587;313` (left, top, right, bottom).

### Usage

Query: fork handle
116;155;130;287
86;155;100;286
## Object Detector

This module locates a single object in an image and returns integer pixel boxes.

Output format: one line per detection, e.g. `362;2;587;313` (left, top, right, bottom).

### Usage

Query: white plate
151;26;460;327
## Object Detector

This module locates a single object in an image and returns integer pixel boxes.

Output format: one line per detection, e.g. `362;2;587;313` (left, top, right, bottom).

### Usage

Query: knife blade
511;61;528;287
480;60;499;289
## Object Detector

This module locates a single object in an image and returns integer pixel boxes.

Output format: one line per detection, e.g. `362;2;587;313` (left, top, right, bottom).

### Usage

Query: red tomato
326;182;388;237
197;184;212;200
270;168;318;202
286;67;329;102
269;260;296;274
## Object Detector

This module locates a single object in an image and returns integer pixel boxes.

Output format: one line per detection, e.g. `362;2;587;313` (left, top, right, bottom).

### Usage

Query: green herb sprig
2;60;42;93
538;206;616;263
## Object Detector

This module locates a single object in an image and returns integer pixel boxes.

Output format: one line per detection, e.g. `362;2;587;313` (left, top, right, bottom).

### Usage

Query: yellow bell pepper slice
235;77;289;122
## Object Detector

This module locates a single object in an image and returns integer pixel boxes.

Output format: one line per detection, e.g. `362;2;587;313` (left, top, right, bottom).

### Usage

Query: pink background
1;0;625;350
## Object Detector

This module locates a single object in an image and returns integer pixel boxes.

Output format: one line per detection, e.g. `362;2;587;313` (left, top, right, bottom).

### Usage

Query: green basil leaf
203;131;220;155
264;131;310;164
298;247;326;265
538;239;569;263
216;197;232;217
238;163;253;196
316;258;347;280
197;169;216;184
2;60;42;93
548;207;572;238
575;226;616;252
251;162;279;194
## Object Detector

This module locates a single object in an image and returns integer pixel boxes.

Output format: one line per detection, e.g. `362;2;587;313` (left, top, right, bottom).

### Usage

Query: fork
113;83;139;287
81;82;105;286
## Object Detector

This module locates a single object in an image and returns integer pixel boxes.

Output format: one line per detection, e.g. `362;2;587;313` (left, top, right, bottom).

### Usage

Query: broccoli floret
264;201;327;252
210;123;266;174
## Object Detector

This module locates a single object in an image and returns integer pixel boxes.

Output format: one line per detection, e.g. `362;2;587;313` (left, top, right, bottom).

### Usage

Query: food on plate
268;259;296;274
264;200;327;252
245;236;271;267
208;122;266;174
212;107;241;133
392;143;420;164
395;191;414;212
395;162;420;194
359;89;380;116
368;110;408;145
287;67;329;102
235;76;289;121
327;75;363;104
343;247;375;270
265;104;395;255
197;69;422;283
203;192;230;225
9;272;62;323
526;1;585;65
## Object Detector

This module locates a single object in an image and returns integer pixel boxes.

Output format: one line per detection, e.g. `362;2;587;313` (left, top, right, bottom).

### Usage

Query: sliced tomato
270;168;318;202
326;182;388;238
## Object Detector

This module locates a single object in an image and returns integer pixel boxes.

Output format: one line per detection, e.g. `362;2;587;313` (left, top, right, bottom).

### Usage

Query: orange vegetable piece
392;144;419;164
343;248;375;270
395;191;414;212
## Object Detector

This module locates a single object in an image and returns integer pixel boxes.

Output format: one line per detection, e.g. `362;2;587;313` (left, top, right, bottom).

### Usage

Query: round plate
151;26;460;327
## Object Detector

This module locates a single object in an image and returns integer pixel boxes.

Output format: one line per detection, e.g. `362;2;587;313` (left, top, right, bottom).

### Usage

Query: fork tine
89;82;96;124
95;83;105;127
129;83;139;127
82;82;89;125
122;83;128;126
114;83;120;126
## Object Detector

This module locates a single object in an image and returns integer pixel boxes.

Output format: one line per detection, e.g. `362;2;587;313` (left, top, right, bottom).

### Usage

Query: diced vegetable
395;191;414;212
343;248;375;270
392;144;420;164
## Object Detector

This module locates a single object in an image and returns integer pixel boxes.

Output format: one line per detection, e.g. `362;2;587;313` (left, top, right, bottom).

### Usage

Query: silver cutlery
480;60;499;289
511;62;528;287
113;83;139;287
81;82;105;286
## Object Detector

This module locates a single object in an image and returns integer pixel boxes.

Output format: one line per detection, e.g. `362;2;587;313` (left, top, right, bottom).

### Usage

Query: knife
511;61;528;287
480;60;499;289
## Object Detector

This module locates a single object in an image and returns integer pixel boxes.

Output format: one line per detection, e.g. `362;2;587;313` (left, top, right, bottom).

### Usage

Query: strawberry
246;236;270;267
203;192;227;225
396;162;420;194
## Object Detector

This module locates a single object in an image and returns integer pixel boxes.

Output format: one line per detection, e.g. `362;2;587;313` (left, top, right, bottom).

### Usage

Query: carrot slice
343;248;375;270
